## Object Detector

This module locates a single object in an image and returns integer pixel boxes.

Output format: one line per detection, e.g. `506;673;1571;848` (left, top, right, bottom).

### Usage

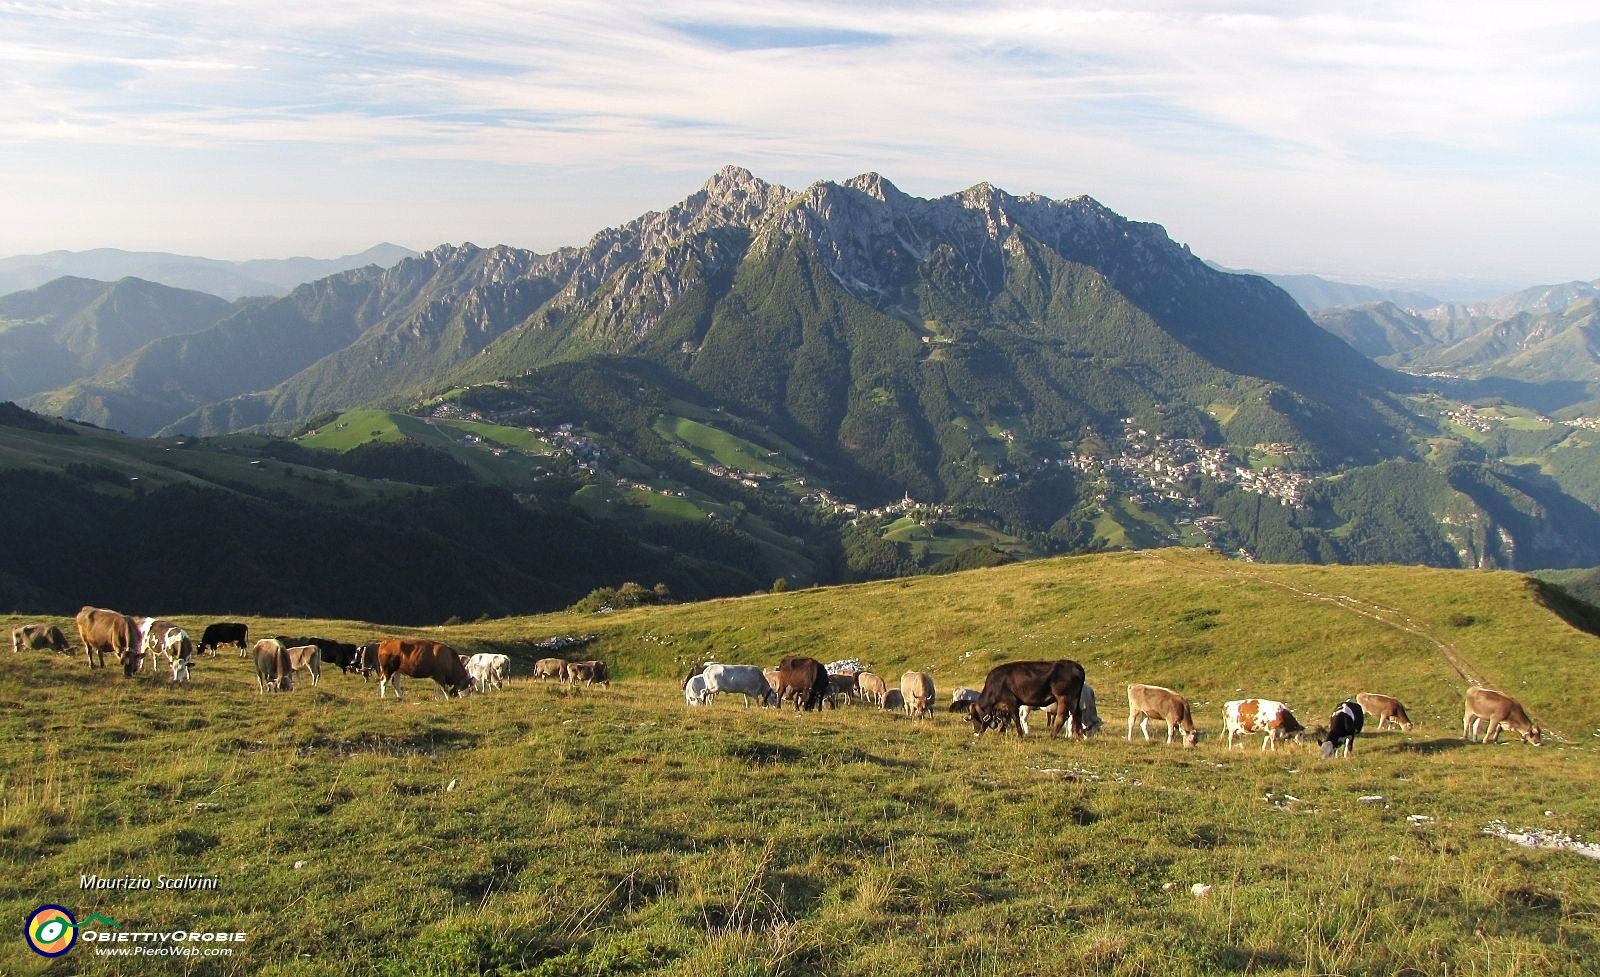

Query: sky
2;1;1597;291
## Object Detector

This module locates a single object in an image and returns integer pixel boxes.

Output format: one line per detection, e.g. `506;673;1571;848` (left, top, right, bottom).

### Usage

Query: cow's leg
1463;711;1474;741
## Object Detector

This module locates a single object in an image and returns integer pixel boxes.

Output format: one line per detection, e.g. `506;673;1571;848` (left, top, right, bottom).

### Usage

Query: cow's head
1523;725;1543;746
1180;727;1200;748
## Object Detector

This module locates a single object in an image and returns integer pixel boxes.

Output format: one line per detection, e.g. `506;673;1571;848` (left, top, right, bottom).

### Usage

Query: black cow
775;656;829;711
274;636;362;675
1319;700;1365;758
954;659;1086;739
201;622;249;657
355;642;381;680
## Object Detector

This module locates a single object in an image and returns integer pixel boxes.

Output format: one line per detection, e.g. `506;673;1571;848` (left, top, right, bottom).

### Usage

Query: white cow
139;618;196;682
467;653;511;691
684;673;711;705
1018;682;1102;737
702;663;775;707
1221;699;1306;751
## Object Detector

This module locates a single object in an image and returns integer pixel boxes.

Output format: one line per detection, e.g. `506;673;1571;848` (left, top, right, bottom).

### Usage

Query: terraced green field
3;551;1597;975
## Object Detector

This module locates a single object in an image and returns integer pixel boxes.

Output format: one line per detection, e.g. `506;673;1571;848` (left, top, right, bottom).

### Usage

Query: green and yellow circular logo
25;905;77;957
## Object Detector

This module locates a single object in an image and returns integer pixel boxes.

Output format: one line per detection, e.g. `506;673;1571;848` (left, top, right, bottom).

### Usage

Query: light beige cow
1463;687;1541;745
1127;683;1200;747
901;671;935;719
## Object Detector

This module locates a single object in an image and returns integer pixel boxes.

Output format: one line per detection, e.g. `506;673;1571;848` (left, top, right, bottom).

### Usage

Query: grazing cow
534;657;569;681
354;642;380;680
199;622;249;657
566;660;610;687
702;663;775;707
140;619;196;682
681;662;710;689
253;639;293;693
775;656;829;711
954;660;1086;739
1221;699;1306;750
949;687;980;706
1356;692;1414;732
374;638;473;700
284;644;323;686
1018;682;1101;737
858;672;889;708
1463;687;1542;745
1126;684;1201;747
901;671;935;719
75;606;139;675
827;671;861;706
466;653;510;692
684;673;711;705
1319;700;1365;758
313;639;360;674
11;623;69;654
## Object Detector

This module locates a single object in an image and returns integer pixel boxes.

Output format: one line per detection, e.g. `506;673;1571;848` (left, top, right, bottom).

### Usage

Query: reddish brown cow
75;606;139;675
775;656;829;711
375;638;474;700
1463;687;1542;745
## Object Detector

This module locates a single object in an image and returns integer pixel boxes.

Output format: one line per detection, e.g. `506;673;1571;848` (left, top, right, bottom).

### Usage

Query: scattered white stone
446;779;458;792
1483;821;1600;861
1407;815;1434;826
1191;883;1213;897
1358;795;1386;804
1162;882;1177;893
193;803;219;811
293;861;306;870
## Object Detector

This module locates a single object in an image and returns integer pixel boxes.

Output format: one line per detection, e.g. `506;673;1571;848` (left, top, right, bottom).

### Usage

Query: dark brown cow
75;606;139;675
954;659;1086;738
375;638;473;700
1463;687;1542;745
775;656;829;711
12;623;69;654
567;659;610;687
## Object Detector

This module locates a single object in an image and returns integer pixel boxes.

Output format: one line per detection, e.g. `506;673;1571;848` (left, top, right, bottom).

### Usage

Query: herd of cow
679;655;1547;754
15;611;1547;750
18;607;608;702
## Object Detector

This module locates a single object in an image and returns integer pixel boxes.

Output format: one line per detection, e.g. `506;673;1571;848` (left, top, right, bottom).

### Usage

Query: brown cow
1463;687;1542;745
1356;692;1415;732
375;638;473;700
566;660;610;687
828;671;861;707
253;638;293;693
1127;684;1200;747
775;656;829;711
75;606;139;675
858;671;889;707
534;657;569;681
955;660;1086;739
285;644;323;686
12;623;69;654
901;671;935;719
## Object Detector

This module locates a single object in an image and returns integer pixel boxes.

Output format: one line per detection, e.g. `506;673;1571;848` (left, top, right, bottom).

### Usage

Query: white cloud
0;1;1597;281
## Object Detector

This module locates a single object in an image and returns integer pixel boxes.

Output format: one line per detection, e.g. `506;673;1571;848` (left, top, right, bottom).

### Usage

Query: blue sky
3;1;1597;289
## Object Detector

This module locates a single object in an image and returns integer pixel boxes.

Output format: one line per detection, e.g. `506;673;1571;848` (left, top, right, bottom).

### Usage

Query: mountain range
5;167;1600;620
0;243;415;301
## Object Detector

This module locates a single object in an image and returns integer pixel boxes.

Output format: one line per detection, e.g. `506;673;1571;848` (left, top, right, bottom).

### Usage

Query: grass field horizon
4;549;1598;975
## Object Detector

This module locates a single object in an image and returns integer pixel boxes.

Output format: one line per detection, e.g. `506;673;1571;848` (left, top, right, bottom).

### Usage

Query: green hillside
3;552;1597;976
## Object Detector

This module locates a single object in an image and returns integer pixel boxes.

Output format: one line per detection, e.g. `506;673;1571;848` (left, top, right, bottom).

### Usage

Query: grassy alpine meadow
4;549;1600;976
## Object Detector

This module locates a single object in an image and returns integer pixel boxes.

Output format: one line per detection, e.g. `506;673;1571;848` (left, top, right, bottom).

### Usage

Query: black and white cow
1319;699;1365;758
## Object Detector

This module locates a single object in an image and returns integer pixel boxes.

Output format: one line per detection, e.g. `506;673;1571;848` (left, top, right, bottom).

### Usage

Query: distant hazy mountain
0;276;234;402
1311;280;1600;410
1204;264;1442;312
0;244;416;301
